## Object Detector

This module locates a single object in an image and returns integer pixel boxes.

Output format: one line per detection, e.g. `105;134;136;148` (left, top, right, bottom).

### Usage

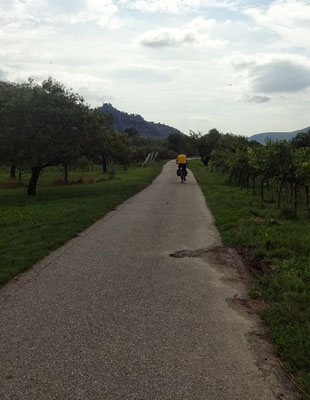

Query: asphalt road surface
0;161;299;399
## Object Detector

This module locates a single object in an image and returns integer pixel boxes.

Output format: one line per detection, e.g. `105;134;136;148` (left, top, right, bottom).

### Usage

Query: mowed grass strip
189;159;310;398
0;162;164;286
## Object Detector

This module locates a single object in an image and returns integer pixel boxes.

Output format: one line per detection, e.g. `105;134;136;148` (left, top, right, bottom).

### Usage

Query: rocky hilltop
98;103;183;140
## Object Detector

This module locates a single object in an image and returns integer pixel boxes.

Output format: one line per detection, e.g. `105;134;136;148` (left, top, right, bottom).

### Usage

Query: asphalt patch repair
170;245;304;400
169;245;249;276
170;245;256;309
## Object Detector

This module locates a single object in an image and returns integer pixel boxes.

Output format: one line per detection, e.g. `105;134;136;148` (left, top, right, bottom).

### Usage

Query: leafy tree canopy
291;130;310;148
0;78;101;195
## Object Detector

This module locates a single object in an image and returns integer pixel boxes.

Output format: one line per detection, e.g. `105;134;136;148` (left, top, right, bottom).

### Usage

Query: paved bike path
0;161;298;399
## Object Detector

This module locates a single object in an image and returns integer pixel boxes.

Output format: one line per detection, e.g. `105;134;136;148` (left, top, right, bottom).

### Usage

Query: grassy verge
189;159;310;397
0;162;164;286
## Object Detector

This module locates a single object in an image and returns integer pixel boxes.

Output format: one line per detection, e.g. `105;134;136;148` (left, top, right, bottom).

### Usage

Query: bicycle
177;166;187;183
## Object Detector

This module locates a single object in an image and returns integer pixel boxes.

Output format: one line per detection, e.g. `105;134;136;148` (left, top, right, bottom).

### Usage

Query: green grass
0;162;164;285
0;164;127;187
189;159;310;398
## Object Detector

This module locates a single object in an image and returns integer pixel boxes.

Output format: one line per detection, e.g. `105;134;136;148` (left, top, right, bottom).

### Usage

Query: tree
293;147;310;209
0;81;31;179
0;77;87;195
247;144;267;198
167;133;186;153
196;129;221;165
291;130;310;148
81;109;115;173
106;131;132;170
264;141;294;207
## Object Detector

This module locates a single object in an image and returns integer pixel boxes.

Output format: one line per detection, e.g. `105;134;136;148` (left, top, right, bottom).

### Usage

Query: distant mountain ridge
98;103;183;139
249;126;310;144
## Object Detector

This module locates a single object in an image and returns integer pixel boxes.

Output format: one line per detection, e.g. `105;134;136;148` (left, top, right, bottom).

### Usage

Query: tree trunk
102;155;108;173
290;183;294;204
27;166;42;196
198;149;204;164
277;180;284;208
252;177;256;195
294;184;298;213
18;168;22;182
284;182;289;203
64;164;68;184
108;163;115;179
10;165;16;179
266;179;272;202
261;178;264;202
199;150;210;165
203;155;211;166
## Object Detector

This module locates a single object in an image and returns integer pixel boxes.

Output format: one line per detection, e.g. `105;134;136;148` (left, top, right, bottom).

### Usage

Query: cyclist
176;151;187;180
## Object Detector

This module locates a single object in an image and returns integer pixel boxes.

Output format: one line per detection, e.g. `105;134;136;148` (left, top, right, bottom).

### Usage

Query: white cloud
188;16;217;30
137;28;197;47
244;0;310;48
188;115;210;122
118;0;240;13
1;0;310;136
233;54;310;94
67;0;120;28
0;0;49;23
109;65;179;83
0;0;120;29
237;95;271;103
55;73;114;105
0;69;7;80
252;60;310;93
136;17;227;48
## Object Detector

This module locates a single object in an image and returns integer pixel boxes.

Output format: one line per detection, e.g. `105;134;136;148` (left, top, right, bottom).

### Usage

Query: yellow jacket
177;153;187;164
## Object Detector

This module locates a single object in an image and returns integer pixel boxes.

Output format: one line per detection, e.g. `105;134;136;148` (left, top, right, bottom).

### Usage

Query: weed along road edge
0;161;299;400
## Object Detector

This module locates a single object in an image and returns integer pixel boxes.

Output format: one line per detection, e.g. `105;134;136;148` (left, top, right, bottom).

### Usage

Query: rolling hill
98;103;183;140
249;126;310;144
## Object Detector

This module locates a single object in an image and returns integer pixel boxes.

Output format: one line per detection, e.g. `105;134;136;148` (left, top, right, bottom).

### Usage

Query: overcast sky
1;0;310;136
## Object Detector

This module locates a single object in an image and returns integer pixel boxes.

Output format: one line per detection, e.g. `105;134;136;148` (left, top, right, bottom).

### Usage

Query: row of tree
197;128;310;214
0;78;177;196
0;78;132;195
